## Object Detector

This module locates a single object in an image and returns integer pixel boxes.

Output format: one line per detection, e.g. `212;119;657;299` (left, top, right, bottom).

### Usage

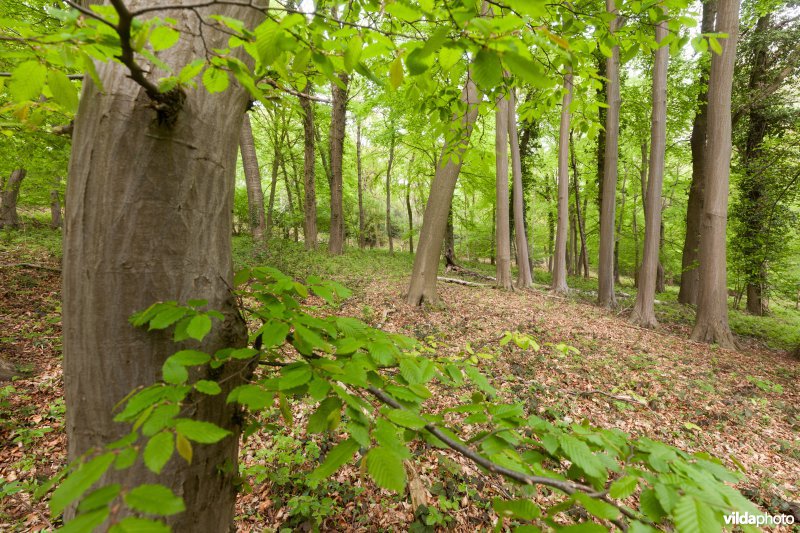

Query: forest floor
1;230;799;531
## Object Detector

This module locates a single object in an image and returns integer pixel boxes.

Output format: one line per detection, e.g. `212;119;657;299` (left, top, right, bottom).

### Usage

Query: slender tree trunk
546;174;555;272
632;189;639;286
240;113;266;240
0;169;25;229
489;202;496;265
406;77;481;305
656;220;666;292
691;0;740;348
386;130;396;254
329;74;348;254
406;181;414;254
495;94;513;289
63;3;258;529
266;141;280;239
445;207;456;268
551;70;573;293
299;83;318;249
631;17;668;328
570;132;589;279
508;89;532;287
357;120;365;249
50;189;62;229
598;0;621;306
280;149;298;242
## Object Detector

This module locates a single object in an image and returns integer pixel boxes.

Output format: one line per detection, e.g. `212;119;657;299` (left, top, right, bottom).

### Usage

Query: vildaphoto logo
724;512;796;527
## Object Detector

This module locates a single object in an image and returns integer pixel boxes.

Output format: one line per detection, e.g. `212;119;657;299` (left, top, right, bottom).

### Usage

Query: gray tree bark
598;0;621;307
386;129;396;254
508;88;532;288
328;74;348;254
406;78;481;305
50;189;62;229
495;94;513;290
0;169;26;229
691;0;740;349
357;119;365;249
631;19;668;328
679;1;717;306
240;112;266;240
299;83;318;249
406;180;414;254
63;2;259;530
551;69;573;293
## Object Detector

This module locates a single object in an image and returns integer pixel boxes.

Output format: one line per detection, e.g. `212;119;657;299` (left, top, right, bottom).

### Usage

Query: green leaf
254;320;289;348
109;517;170;533
179;60;205;83
438;47;462;70
186;315;212;341
492;498;540;521
472;49;503;90
149;26;180;51
672;495;720;533
502;53;552;88
124;484;185;516
609;475;638;499
639;488;666;522
278;362;312;390
344;36;363;72
175;419;231;443
176;433;192;464
464;366;496;396
384;408;427;430
365;446;406;493
144;432;174;474
389;56;404;89
574;492;620;520
10;61;46;102
58;508;109;533
308;438;360;482
558;435;604;479
149;306;186;330
194;380;221;395
50;452;115;516
227;384;272;410
77;484;121;513
307;396;342;433
202;67;229;93
47;70;79;113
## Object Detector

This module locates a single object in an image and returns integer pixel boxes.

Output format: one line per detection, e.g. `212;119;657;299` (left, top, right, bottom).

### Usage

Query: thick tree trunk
495;94;513;289
329;74;348;255
679;0;717;305
386;130;396;254
50;189;62;229
240;113;266;240
631;17;668;328
406;77;481;305
0;169;26;229
598;0;621;307
299;83;318;250
691;0;740;348
357;120;365;249
508;88;532;287
551;70;573;293
63;3;258;530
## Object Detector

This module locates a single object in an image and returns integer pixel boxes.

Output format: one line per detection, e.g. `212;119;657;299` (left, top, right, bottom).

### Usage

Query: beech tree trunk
240;113;266;240
63;3;258;530
0;169;26;229
691;0;740;349
679;0;717;305
386;130;396;254
495;94;513;290
598;0;621;307
266;138;281;239
406;77;481;305
570;132;589;279
280;151;298;242
509;89;532;288
631;16;668;328
329;74;348;254
406;179;414;254
357;120;365;249
445;207;456;268
546;174;555;272
551;70;573;293
50;189;62;229
299;83;318;249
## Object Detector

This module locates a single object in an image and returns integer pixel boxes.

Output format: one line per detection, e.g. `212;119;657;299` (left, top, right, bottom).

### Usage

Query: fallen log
438;277;487;287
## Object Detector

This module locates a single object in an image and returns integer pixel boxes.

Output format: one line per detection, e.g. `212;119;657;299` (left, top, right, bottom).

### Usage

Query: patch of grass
0;225;62;262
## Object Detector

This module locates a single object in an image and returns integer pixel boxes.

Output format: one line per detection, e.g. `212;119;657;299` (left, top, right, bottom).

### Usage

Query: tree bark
598;0;621;307
406;77;481;305
266;137;281;239
495;94;513;290
299;82;318;250
0;169;26;229
551;70;573;293
508;89;533;288
280;144;298;242
691;0;740;348
50;189;62;229
570;131;589;279
328;74;348;254
546;174;555;272
240;113;266;240
631;16;668;328
406;177;414;254
445;207;456;268
63;3;258;530
679;0;717;305
357;119;365;249
386;129;396;254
